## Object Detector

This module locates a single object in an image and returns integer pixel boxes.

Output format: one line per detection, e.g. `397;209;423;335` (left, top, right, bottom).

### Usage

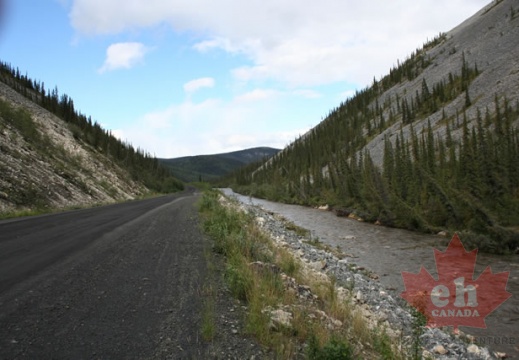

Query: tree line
0;61;183;193
222;42;519;254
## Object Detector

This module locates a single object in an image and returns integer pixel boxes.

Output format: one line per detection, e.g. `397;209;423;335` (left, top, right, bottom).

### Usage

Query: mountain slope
230;0;519;253
159;147;280;183
0;67;183;216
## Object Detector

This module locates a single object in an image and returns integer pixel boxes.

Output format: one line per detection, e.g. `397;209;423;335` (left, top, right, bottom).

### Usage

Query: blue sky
0;0;489;158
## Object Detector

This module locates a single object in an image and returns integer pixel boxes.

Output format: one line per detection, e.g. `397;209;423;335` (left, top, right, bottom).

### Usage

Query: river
221;189;519;358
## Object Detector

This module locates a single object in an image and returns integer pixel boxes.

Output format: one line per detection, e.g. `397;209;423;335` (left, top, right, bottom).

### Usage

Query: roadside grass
198;189;408;359
200;238;218;341
0;191;168;220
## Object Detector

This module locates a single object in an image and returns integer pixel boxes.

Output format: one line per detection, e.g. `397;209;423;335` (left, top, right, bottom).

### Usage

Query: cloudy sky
0;0;489;158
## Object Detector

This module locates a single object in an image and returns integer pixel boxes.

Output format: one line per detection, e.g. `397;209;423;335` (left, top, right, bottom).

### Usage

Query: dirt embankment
0;81;147;215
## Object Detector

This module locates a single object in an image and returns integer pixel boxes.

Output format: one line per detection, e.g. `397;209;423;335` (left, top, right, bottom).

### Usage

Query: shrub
307;335;354;360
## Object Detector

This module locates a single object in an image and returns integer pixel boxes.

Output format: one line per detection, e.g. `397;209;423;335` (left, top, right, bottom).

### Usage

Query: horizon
0;0;490;158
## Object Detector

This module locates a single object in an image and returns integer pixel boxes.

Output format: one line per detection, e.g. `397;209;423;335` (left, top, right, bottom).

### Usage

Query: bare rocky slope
364;0;519;165
252;0;519;171
232;0;519;252
0;81;148;215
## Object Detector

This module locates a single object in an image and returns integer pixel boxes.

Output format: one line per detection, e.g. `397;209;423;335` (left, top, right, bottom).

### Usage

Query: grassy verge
0;191;169;220
199;189;408;359
200;241;218;341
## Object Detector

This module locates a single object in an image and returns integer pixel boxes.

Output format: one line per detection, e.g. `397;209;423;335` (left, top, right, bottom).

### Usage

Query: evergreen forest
224;36;519;254
0;61;183;194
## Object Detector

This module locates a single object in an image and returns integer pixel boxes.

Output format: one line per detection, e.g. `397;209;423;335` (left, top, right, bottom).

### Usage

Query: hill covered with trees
224;0;519;254
0;61;183;215
159;147;280;183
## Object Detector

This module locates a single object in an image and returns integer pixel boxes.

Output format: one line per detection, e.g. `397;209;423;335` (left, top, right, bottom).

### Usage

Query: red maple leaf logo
401;233;511;330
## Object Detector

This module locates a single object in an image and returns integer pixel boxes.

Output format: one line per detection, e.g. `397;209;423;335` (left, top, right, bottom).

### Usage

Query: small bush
226;259;253;301
307;335;354;360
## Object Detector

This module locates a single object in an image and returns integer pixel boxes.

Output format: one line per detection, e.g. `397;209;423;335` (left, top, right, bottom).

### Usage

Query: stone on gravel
263;307;293;331
222;189;501;360
433;344;448;355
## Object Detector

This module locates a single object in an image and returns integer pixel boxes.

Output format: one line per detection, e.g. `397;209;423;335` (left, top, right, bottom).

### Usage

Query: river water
221;189;519;358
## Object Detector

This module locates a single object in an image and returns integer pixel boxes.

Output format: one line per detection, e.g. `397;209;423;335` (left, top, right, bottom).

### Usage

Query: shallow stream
222;189;519;358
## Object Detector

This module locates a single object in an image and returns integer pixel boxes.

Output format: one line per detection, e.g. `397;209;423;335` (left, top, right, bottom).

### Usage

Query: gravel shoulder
0;191;267;359
226;192;507;360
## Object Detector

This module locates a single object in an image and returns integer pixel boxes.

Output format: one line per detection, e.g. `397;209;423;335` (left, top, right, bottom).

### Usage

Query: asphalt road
0;189;210;359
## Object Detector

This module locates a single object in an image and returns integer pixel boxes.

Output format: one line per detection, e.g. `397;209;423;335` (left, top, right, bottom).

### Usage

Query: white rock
467;344;481;355
266;309;293;330
376;312;388;322
433;344;447;355
336;287;350;302
422;350;433;358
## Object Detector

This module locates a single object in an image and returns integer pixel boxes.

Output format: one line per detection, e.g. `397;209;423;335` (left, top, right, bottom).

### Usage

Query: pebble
226;193;499;360
434;344;447;355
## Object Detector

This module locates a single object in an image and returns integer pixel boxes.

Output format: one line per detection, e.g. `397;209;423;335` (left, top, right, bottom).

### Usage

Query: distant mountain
229;0;519;253
159;147;280;183
0;63;183;216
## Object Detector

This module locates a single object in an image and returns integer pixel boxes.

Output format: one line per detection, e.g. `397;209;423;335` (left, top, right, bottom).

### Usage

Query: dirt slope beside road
0;192;244;359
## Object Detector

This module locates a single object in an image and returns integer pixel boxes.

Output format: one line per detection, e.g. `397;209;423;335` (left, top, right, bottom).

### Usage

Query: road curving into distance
0;189;211;359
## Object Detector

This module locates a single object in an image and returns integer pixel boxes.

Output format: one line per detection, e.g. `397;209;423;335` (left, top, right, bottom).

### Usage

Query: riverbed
222;189;519;358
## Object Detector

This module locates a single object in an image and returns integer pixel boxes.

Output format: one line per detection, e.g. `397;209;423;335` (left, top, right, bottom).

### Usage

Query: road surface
0;190;212;359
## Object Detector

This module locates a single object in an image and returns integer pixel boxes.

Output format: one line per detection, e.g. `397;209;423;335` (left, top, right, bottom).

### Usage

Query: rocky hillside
363;0;519;165
0;78;176;216
229;0;519;253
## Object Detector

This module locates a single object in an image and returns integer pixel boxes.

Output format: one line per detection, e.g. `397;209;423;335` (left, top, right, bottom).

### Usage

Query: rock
318;204;329;211
338;258;348;265
309;260;327;271
467;344;481;355
249;261;280;275
336;287;350;302
225;189;503;360
297;284;319;302
359;305;372;319
433;344;447;355
334;208;350;217
374;220;382;225
263;308;292;331
376;312;388;322
422;350;433;359
255;217;266;226
437;230;449;237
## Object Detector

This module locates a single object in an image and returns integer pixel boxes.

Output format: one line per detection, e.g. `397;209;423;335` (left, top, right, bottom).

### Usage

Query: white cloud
292;89;322;99
98;42;148;73
183;77;215;94
69;0;491;157
72;0;489;86
234;88;282;102
112;93;311;158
